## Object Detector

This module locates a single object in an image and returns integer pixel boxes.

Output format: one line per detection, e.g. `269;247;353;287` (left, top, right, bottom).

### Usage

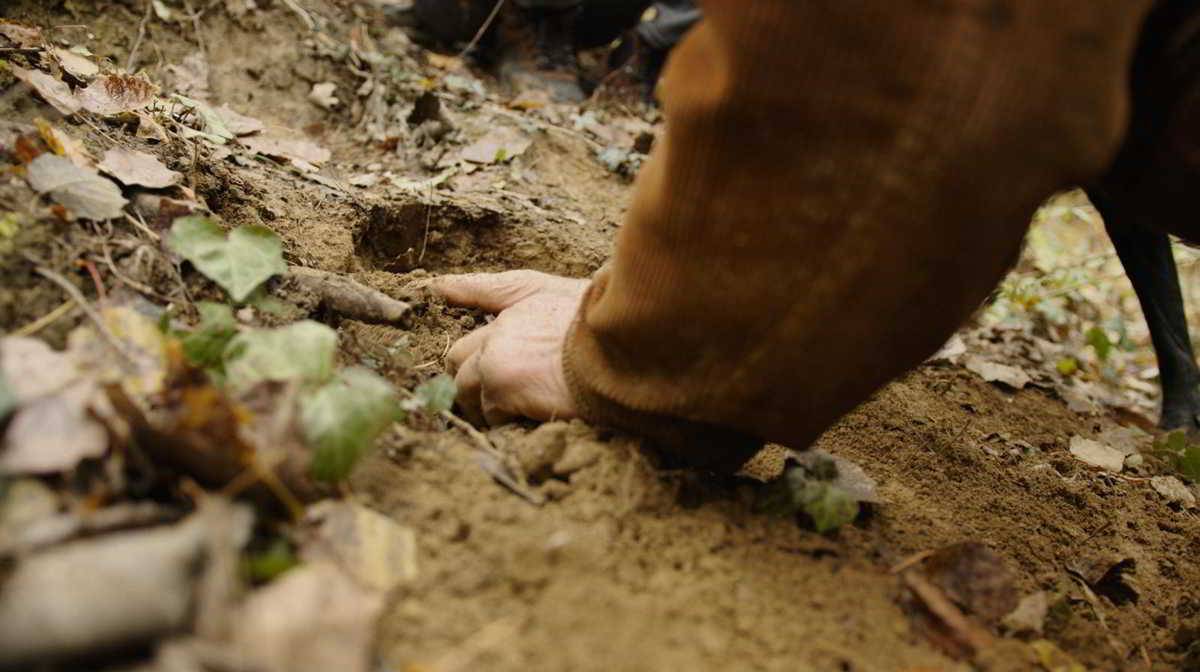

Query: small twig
425;401;544;505
889;549;935;574
455;0;505;61
280;0;316;31
182;0;207;54
127;0;154;72
34;266;138;368
902;571;995;654
12;299;77;337
78;258;108;302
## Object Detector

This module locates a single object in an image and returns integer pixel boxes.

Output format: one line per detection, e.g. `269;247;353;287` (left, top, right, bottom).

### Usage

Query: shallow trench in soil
3;1;1200;670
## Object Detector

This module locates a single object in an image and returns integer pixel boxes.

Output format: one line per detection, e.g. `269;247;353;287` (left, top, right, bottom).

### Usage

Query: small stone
1150;475;1196;507
1124;453;1145;469
1068;436;1124;472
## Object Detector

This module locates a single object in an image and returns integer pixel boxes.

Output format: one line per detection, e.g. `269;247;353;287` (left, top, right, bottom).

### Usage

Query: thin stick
127;0;154;72
280;0;316;31
12;300;77;337
425;401;544;505
34;266;138;368
456;0;505;61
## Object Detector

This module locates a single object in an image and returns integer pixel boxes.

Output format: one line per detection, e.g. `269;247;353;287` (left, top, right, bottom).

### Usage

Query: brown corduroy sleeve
563;0;1152;469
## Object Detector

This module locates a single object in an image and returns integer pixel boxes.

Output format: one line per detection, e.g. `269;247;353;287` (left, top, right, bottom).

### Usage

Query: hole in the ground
356;201;503;273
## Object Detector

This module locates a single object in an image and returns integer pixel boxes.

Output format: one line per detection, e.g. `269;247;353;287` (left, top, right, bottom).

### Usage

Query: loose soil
3;2;1199;670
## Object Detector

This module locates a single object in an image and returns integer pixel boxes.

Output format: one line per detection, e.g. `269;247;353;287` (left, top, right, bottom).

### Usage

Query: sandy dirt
2;1;1199;670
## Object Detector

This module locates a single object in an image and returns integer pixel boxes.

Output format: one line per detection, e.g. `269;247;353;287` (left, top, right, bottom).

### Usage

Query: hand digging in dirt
436;270;584;426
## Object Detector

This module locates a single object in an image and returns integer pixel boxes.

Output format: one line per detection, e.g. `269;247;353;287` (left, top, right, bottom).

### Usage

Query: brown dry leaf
241;132;331;170
299;500;418;591
1;381;107;475
51;47;99;80
922;542;1019;627
76;74;158;116
135;112;170;143
35;119;95;169
1067;435;1124;472
233;562;383;672
25;154;127;221
963;355;1030;390
165;52;210;100
99;147;181;189
0;19;43;48
9;65;82;116
1001;591;1049;635
214;103;264;136
460;127;532;164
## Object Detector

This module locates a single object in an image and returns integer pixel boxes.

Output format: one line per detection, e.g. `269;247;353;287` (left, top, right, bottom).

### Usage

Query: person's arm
441;0;1149;469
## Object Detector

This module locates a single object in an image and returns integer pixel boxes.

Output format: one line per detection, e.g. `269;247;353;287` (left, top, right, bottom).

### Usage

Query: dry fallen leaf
1068;435;1124;472
1001;591;1049;635
0;19;43;48
214;103;264;136
51;47;99;80
964;355;1030;390
76;73;158;116
1150;475;1196;507
9;65;82;116
1;381;107;475
922;542;1019;627
234;562;383;672
241;132;331;170
25;154;127;221
460;127;532;164
300;500;418;591
36;119;95;169
99;147;182;188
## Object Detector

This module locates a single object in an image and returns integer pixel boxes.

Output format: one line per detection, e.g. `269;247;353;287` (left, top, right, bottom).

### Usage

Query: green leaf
1085;326;1112;362
0;370;16;422
182;302;238;372
800;482;860;534
302;367;399;482
1179;443;1200;483
166;216;287;302
403;373;456;414
241;537;298;583
1056;358;1078;376
224;320;337;391
171;94;235;143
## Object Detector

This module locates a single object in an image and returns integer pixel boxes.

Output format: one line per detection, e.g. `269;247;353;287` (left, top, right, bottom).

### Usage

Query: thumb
434;270;553;313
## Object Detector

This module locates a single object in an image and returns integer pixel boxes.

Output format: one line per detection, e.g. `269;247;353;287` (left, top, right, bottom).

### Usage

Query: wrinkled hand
434;270;588;426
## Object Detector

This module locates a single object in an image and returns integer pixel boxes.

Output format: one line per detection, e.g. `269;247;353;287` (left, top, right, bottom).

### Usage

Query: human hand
434;270;588;425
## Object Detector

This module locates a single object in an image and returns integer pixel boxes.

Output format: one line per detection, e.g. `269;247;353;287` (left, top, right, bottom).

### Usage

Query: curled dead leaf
76;73;157;116
9;65;82;116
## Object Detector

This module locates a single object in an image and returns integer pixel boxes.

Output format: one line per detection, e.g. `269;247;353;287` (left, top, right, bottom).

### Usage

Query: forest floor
1;2;1199;671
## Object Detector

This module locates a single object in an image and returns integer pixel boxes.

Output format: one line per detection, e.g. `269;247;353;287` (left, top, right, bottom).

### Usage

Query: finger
453;350;485;426
433;270;552;313
446;323;493;373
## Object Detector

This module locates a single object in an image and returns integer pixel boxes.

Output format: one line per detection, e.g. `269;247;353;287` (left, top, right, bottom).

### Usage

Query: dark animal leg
1090;189;1200;430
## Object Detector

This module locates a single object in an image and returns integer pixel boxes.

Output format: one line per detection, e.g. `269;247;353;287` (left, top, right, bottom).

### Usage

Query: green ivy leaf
1179;444;1200;484
167;216;287;302
182;302;238;373
302;367;399;482
0;370;15;422
403;373;456;415
800;482;860;534
1085;326;1112;362
241;537;298;583
224;320;337;391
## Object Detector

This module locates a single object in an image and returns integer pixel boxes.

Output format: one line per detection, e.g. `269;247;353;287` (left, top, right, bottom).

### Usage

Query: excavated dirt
3;1;1200;670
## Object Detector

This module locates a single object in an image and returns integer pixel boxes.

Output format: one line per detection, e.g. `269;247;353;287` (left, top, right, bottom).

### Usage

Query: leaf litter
2;4;1198;672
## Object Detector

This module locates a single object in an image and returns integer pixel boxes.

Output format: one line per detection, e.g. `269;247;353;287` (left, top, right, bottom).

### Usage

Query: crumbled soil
3;1;1199;670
